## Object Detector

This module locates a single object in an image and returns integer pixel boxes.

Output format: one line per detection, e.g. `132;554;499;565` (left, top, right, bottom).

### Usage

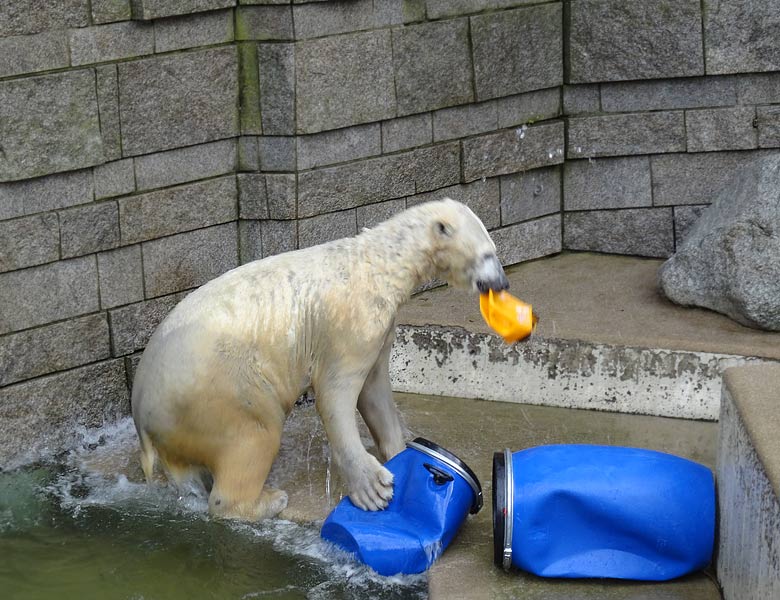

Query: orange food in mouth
479;290;538;343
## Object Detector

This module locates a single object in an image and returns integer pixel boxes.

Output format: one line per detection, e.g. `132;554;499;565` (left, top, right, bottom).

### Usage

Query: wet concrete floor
274;392;721;599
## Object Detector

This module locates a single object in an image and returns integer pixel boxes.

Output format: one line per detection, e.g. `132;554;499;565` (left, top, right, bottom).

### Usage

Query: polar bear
131;198;509;520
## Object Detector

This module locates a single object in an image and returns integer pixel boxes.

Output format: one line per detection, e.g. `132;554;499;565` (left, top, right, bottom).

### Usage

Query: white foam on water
41;416;426;598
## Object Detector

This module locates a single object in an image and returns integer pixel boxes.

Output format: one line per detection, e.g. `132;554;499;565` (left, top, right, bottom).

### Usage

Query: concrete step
716;364;780;600
394;252;780;420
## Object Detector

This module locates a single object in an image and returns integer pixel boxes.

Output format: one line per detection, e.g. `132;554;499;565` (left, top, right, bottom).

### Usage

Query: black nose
477;273;509;293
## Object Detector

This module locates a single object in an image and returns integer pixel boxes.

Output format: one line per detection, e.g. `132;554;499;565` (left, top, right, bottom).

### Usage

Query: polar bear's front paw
347;455;394;511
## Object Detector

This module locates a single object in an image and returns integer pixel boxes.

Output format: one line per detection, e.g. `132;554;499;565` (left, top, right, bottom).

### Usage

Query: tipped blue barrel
321;438;482;576
493;445;715;580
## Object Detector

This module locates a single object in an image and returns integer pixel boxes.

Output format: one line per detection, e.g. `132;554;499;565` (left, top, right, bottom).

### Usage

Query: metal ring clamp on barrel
502;448;514;570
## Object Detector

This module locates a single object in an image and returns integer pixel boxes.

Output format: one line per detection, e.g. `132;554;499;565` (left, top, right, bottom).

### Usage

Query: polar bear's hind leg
207;421;288;521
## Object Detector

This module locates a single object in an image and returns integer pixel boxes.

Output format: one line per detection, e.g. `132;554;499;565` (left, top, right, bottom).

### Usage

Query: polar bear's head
427;198;509;294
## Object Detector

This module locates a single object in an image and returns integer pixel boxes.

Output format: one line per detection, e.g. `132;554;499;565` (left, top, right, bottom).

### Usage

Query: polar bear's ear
435;221;452;237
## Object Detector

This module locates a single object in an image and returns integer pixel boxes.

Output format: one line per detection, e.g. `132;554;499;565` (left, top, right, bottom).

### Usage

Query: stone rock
659;155;780;331
298;210;357;249
118;47;238;156
0;360;129;469
392;19;473;115
130;0;234;20
133;139;236;191
492;213;561;266
0;213;59;273
0;70;104;182
564;208;674;258
0;30;69;79
0;170;93;221
296;30;395;133
258;43;295;135
567;112;685;158
59;201;121;258
471;4;562;100
0;314;111;386
704;0;780;74
141;223;238;297
154;9;235;52
0;0;89;37
109;293;184;355
0;257;99;335
500;166;560;225
97;245;145;309
568;0;704;83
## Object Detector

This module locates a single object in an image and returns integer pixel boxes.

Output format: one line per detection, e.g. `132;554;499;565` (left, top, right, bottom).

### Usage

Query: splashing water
0;417;426;600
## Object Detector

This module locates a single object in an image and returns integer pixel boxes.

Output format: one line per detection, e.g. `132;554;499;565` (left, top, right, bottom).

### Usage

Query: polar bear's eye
436;221;452;237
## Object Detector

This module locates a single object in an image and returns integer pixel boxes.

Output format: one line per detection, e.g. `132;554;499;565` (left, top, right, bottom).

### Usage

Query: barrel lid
492;449;514;570
406;438;483;514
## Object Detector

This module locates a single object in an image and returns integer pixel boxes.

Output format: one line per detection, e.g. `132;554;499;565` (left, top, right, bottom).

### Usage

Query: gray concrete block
97;245;144;309
257;43;295;135
125;353;143;389
91;0;132;24
109;292;184;355
686;106;757;153
601;76;737;112
130;0;234;20
298;142;459;217
118;47;239;156
0;170;93;221
737;73;780;104
237;174;268;219
497;88;561;128
0;314;111;387
564;208;674;258
60;201;120;258
0;213;59;273
0;359;129;469
491;213;561;266
651;151;760;206
238;220;262;264
393;19;473;115
261;220;296;257
673;205;707;247
0;70;104;182
407;179;501;230
462;120;565;182
472;4;562;101
235;5;293;40
412;142;463;194
500;166;560;225
374;0;425;25
381;114;432;154
258;136;296;171
297;124;381;170
154;9;234;52
758;106;780;148
717;366;780;600
568;0;704;83
238;136;260;172
93;159;135;200
0;30;69;78
292;0;374;39
357;199;406;230
266;174;296;219
134;139;236;191
96;64;122;162
563;157;652;211
433;101;497;142
0;256;99;335
120;176;237;245
563;84;600;115
142;223;238;297
69;21;154;66
296;30;395;133
0;0;89;37
426;0;544;19
567;112;686;158
704;0;780;75
299;210;357;248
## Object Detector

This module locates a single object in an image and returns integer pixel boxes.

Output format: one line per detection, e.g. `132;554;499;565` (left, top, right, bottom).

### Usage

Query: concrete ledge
716;364;780;600
394;253;779;420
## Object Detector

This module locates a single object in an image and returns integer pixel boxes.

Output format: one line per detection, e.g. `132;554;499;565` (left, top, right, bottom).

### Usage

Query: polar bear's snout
475;253;509;293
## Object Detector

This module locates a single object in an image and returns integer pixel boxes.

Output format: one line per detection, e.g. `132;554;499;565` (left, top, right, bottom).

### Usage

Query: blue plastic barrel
321;438;482;576
492;445;715;580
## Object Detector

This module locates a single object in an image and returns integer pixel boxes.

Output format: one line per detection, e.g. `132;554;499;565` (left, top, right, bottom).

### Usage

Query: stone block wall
563;0;780;257
2;0;780;466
